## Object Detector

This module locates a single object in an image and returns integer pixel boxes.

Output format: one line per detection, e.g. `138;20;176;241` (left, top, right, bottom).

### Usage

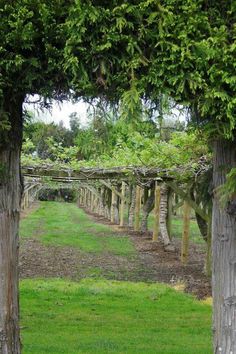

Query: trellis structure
22;165;210;266
21;181;43;210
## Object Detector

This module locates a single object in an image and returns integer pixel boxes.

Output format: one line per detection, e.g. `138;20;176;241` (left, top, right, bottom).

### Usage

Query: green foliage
21;278;211;354
22;138;35;155
0;0;70;100
218;168;236;206
23;117;74;160
65;1;236;139
21;129;211;183
88;131;210;177
1;1;235;141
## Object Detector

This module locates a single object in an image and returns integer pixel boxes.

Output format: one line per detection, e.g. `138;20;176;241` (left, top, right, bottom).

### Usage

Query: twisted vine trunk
0;95;23;353
160;184;171;246
128;185;136;227
212;139;236;354
141;188;154;232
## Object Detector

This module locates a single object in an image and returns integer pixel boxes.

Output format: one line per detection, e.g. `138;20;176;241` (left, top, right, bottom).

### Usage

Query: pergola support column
181;201;191;265
134;185;141;231
153;182;161;241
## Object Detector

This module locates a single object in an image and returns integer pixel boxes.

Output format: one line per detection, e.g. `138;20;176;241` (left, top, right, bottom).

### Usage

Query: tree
69;112;81;139
0;2;72;351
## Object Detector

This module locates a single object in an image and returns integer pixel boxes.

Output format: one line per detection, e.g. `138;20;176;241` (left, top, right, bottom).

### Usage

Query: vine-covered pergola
0;2;234;352
22;164;210;268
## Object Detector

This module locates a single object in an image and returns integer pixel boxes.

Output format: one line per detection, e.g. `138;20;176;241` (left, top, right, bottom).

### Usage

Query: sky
24;98;89;128
24;96;187;129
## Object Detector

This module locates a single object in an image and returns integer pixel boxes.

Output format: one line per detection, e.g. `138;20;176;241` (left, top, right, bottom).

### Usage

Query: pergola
22;164;210;265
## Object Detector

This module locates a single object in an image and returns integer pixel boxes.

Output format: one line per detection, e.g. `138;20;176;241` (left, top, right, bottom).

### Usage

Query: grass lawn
21;278;212;354
20;201;135;256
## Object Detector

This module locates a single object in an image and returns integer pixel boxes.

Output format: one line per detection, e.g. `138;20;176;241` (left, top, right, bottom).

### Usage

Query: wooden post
99;187;105;216
120;181;126;227
167;188;173;240
89;191;93;211
82;188;85;205
181;201;191;265
205;219;212;277
153;182;161;241
84;188;88;208
128;184;135;227
78;188;81;206
111;188;116;223
143;187;149;205
92;192;96;212
90;191;93;211
134;185;141;231
88;191;90;210
80;188;84;205
25;189;29;208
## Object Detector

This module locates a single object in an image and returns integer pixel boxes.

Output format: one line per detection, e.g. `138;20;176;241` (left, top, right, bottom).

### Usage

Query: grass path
21;279;211;354
20;201;212;353
20;201;135;256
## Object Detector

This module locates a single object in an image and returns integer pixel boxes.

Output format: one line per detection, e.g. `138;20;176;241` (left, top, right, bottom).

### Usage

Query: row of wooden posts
21;183;42;210
78;180;192;265
20;179;195;266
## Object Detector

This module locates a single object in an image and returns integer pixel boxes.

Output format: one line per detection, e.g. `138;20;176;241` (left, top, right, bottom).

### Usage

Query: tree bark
212;138;236;354
159;184;171;246
141;187;154;232
181;201;191;265
119;182;126;227
134;185;141;231
195;213;208;242
128;185;136;227
0;95;24;353
153;183;161;242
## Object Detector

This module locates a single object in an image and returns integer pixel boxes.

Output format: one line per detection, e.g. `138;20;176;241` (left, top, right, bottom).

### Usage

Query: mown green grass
20;201;135;256
21;278;212;354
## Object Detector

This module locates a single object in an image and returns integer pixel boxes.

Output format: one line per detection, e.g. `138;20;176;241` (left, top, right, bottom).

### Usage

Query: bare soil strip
20;204;211;299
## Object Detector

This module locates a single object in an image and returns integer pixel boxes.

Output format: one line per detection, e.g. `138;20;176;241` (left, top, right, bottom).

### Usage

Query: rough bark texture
212;139;236;354
134;185;141;231
104;188;111;219
119;182;125;227
0;96;23;353
128;185;136;227
181;201;191;265
141;187;154;232
159;184;171;246
195;213;208;242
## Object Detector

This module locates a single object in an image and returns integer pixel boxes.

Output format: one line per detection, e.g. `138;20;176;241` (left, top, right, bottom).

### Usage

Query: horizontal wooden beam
22;165;173;182
100;180;128;202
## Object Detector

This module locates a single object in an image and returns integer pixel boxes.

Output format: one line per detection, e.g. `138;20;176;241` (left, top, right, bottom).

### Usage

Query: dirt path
19;205;211;299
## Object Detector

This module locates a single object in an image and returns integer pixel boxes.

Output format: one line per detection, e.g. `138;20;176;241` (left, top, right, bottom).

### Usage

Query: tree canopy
65;1;236;138
1;1;235;139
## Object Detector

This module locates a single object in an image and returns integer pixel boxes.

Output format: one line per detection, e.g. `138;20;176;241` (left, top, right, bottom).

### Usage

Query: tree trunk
195;213;208;242
128;185;136;227
119;182;126;227
141;187;154;232
159;184;171;246
212;138;236;354
181;201;191;265
134;185;141;231
0;95;24;353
